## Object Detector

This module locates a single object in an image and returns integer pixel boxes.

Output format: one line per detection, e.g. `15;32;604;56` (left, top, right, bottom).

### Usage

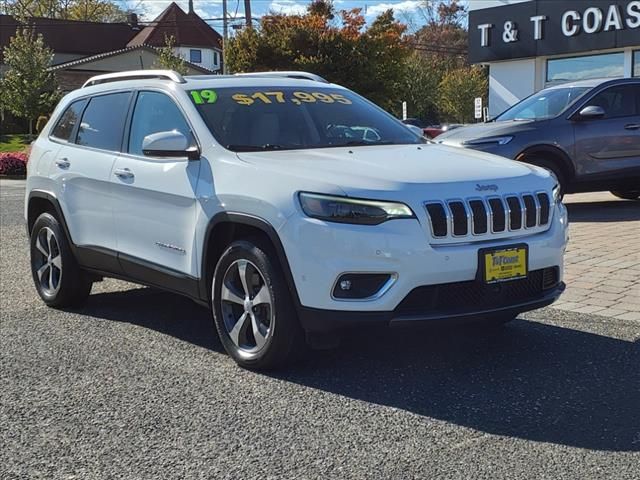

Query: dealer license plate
483;246;528;283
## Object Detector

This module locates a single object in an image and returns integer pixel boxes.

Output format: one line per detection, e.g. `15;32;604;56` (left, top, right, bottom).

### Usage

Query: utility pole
222;0;228;74
244;0;252;29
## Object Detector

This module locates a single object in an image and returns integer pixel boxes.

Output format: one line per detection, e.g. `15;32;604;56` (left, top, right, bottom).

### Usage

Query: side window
76;92;131;151
128;91;194;156
51;99;87;141
587;85;638;119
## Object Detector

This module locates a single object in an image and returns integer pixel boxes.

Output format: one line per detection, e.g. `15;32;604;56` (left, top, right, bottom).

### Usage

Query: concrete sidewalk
554;192;640;321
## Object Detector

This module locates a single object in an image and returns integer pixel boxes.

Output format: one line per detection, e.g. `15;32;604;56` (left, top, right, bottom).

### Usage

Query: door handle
55;158;70;169
114;168;134;179
624;124;640;130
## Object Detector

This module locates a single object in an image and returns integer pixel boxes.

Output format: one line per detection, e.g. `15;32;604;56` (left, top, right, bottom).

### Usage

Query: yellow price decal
231;91;352;106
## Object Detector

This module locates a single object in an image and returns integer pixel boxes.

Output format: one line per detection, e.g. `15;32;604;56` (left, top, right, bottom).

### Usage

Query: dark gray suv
438;78;640;199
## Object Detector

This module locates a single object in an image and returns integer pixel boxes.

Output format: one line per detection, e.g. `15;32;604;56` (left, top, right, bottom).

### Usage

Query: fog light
332;273;396;300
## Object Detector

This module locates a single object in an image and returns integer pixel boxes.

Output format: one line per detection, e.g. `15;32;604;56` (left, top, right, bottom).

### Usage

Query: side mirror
142;130;200;160
576;105;606;121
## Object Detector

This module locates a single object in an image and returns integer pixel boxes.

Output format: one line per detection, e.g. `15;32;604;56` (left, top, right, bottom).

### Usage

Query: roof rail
234;71;329;83
82;70;186;88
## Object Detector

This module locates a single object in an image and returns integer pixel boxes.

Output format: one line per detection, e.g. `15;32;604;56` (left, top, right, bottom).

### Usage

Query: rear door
572;83;640;178
50;91;131;254
110;90;201;278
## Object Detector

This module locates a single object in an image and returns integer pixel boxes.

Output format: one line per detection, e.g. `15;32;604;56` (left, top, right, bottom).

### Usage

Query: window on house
546;53;625;83
213;51;219;65
190;49;202;63
51;99;87;141
76;92;131;151
634;51;640;78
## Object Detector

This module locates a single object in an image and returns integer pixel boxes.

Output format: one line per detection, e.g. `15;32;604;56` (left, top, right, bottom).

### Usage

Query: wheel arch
515;145;576;183
200;213;301;308
27;191;73;243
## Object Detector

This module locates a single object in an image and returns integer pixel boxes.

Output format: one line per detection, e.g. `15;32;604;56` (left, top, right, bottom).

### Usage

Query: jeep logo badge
476;184;498;192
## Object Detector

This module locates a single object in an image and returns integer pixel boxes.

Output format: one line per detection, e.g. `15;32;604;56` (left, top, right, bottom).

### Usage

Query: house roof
127;2;222;50
0;14;138;62
48;44;214;74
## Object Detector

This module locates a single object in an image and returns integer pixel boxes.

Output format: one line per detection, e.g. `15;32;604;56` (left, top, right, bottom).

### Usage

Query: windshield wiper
227;144;287;152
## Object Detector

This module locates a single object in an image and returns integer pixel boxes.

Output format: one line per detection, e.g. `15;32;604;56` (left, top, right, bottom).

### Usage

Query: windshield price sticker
231;91;352;106
190;89;218;105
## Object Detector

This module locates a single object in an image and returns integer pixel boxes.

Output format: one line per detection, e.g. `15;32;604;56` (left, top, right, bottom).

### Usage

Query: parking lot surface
559;192;640;320
1;180;639;479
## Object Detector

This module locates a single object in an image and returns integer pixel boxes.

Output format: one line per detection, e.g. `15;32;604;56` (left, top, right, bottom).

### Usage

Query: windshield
495;87;591;122
188;86;422;151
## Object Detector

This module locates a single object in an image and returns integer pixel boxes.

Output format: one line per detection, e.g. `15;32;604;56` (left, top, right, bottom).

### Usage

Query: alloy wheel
220;259;273;354
33;227;62;296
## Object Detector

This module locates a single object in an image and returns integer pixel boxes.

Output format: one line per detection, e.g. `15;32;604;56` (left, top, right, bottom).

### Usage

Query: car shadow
567;199;640;222
79;287;639;453
79;287;223;352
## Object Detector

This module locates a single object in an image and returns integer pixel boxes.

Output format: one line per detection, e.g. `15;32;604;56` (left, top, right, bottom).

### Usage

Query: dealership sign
469;0;640;63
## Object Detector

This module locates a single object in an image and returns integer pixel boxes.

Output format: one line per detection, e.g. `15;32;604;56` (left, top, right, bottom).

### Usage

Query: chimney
188;0;194;14
127;12;139;30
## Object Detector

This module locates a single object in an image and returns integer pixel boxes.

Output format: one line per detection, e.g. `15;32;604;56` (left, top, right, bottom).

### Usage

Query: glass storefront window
546;53;625;83
634;51;640;78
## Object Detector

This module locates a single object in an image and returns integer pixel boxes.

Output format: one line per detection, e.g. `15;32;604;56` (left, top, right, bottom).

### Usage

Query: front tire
523;156;567;198
30;213;93;307
611;189;640;200
212;239;303;369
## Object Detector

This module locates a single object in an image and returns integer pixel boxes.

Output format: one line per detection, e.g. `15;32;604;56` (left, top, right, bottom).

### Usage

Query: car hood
236;143;552;197
436;120;532;146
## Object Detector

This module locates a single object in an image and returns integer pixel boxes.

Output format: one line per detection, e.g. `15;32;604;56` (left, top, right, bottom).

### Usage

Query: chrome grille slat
424;191;552;242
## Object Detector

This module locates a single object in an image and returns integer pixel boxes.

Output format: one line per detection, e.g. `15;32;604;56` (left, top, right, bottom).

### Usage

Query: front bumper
299;281;565;333
279;204;568;312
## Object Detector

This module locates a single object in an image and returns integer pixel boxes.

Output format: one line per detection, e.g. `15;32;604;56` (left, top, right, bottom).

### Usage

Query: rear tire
30;213;93;307
610;190;640;200
211;238;304;370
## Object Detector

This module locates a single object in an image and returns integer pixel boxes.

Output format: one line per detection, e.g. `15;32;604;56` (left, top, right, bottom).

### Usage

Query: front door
573;83;640;178
110;90;201;279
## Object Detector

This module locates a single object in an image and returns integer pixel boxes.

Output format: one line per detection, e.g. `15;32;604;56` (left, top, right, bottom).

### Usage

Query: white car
25;70;568;369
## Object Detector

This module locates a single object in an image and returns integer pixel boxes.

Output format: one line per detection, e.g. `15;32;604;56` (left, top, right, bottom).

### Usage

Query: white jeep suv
25;70;568;369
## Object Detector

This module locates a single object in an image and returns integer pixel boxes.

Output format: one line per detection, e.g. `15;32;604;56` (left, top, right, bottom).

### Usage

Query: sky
116;0;434;33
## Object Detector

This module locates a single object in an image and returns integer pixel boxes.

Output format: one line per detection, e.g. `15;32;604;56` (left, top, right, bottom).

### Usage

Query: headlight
298;192;415;225
463;136;513;146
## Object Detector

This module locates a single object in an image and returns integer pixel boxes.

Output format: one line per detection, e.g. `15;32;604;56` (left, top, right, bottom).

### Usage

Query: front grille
469;200;488;234
396;268;559;317
424;192;551;241
506;196;522;229
449;201;468;236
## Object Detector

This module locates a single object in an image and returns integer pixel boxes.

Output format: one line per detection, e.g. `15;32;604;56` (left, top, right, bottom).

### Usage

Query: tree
154;34;188;75
399;53;440;123
0;26;60;134
438;65;488;123
2;0;129;22
226;4;408;113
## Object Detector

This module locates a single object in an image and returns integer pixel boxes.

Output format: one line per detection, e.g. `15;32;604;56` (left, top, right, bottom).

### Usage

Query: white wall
488;58;537;117
174;47;221;72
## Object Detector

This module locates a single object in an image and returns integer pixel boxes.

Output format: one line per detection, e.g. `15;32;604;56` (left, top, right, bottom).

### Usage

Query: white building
469;0;640;116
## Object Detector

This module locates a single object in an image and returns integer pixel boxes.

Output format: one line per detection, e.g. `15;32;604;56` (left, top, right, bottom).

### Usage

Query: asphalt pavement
1;179;639;479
